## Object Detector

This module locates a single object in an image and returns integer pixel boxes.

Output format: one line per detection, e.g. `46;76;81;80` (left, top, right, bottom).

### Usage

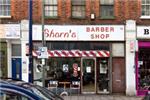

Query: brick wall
0;0;149;25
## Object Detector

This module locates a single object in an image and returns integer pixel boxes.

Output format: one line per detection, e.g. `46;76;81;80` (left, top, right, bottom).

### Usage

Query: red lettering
44;29;49;37
86;27;90;32
45;29;77;39
106;34;109;38
101;34;105;39
91;27;95;32
110;27;114;32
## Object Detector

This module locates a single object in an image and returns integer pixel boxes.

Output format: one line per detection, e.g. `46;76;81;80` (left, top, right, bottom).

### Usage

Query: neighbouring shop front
136;26;150;96
31;25;125;94
0;42;7;78
0;24;21;79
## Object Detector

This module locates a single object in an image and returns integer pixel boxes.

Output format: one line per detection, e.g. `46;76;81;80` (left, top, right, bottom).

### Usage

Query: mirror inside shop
138;48;150;91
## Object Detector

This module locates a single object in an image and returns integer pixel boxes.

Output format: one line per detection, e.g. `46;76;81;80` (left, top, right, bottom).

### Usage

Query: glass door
81;58;96;93
97;58;109;94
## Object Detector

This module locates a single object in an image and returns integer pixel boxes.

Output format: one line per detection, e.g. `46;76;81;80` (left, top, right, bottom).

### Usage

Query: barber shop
31;25;125;95
136;26;150;96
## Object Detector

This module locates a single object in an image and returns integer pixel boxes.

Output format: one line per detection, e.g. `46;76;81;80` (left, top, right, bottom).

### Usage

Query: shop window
47;58;80;81
47;41;109;50
141;0;150;19
0;42;7;78
100;0;114;19
71;0;86;18
138;48;150;90
0;0;11;18
44;0;58;18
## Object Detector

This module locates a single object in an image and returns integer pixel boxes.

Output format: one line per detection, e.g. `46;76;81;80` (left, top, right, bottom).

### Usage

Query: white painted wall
7;40;12;78
21;20;29;82
125;20;136;95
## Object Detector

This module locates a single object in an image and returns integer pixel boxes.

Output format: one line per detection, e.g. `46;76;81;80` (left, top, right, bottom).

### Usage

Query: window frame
141;0;150;19
0;0;11;18
100;0;115;19
44;0;58;19
71;0;86;19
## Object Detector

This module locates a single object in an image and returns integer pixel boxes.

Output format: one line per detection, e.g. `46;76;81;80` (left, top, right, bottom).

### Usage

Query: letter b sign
144;29;149;35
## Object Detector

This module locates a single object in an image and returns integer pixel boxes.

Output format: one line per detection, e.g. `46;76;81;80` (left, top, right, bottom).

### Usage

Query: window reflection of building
138;48;150;90
47;58;80;83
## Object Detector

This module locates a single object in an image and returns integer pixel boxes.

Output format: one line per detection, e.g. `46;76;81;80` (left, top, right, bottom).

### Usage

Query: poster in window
73;63;78;77
100;63;107;74
86;66;91;73
63;64;69;72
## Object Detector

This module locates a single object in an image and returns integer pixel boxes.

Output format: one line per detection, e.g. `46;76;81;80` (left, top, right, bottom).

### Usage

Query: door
81;58;96;93
97;58;110;94
12;58;22;80
112;57;125;94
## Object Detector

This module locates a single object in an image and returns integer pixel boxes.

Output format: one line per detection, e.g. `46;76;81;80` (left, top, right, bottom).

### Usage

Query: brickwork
0;0;150;25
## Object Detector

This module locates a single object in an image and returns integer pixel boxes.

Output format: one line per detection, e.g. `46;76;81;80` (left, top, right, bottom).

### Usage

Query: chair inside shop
70;81;80;95
48;80;58;94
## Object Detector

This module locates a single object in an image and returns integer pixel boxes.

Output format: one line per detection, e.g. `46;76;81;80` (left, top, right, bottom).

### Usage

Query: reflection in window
138;48;150;90
44;0;58;17
0;91;29;100
44;41;110;50
47;58;80;82
100;0;114;18
71;0;85;18
0;0;11;16
141;0;150;16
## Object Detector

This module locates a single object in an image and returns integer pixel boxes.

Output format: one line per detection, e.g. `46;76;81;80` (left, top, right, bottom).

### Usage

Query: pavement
63;94;143;100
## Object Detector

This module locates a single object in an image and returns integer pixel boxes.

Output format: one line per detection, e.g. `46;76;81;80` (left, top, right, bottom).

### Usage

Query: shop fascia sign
3;24;20;39
137;26;150;39
33;25;124;41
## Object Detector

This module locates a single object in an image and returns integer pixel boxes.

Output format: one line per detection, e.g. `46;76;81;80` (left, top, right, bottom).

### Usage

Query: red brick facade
1;0;150;25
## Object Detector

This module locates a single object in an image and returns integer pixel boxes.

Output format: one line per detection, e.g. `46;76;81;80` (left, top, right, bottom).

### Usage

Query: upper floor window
100;0;114;19
71;0;86;18
0;0;11;18
141;0;150;19
44;0;58;18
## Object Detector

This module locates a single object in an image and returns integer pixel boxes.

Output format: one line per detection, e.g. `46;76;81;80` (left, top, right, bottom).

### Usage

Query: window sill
0;16;11;18
100;16;115;19
140;16;150;19
71;16;86;19
44;16;59;19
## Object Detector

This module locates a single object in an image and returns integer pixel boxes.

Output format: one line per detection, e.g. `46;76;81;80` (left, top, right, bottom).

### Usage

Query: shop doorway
81;58;96;94
97;58;110;94
12;58;22;80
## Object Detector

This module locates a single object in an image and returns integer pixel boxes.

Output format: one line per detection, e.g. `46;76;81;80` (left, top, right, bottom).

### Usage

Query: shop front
32;25;125;94
0;24;21;79
136;26;150;96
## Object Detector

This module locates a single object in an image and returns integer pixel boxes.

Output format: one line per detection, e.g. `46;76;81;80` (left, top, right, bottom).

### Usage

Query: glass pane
97;58;109;93
12;44;21;56
101;6;114;17
72;6;85;17
146;0;150;4
53;0;58;5
72;0;85;5
138;48;150;91
53;11;57;16
53;6;57;10
142;0;146;4
100;0;114;5
82;58;95;92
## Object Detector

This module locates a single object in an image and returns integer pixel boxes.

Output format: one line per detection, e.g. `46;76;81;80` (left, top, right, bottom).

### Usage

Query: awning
32;50;110;57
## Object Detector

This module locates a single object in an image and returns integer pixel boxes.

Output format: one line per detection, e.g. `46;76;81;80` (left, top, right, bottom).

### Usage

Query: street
63;95;143;100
